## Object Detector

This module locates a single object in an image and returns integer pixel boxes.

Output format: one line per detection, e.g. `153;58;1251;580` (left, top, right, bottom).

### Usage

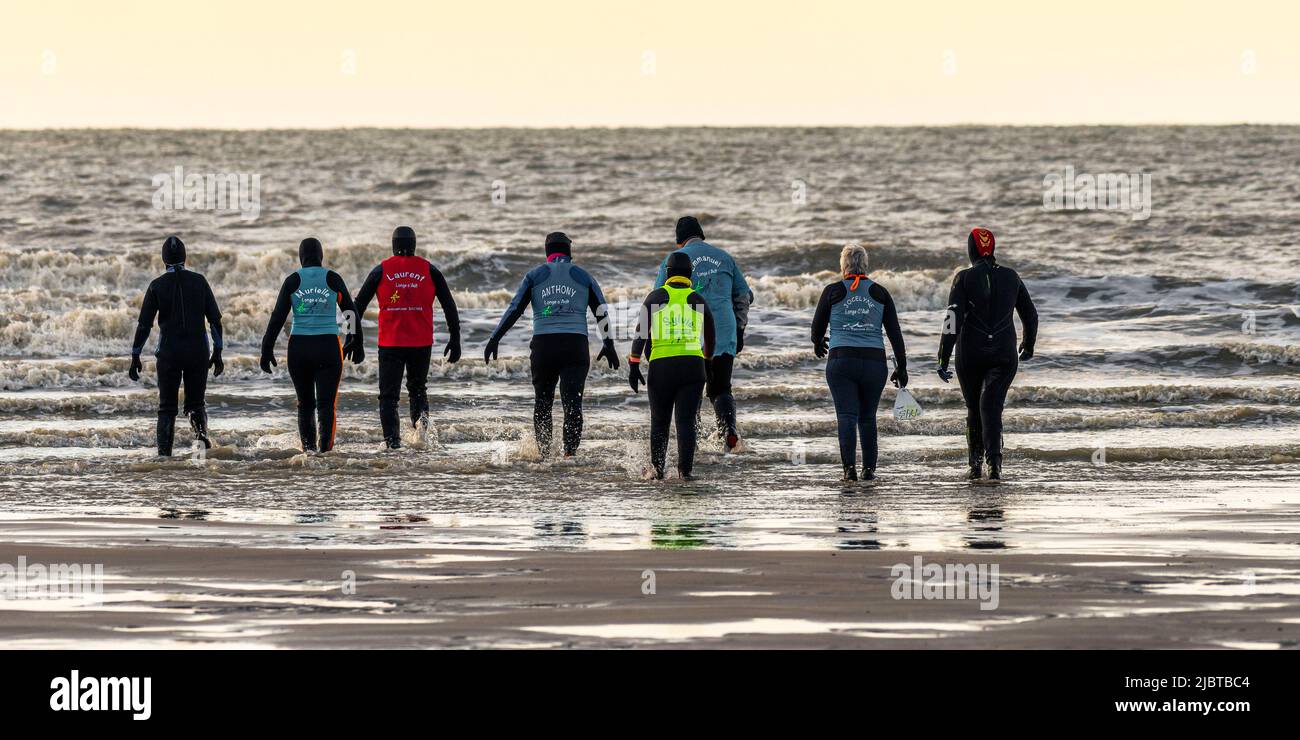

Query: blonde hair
840;243;868;276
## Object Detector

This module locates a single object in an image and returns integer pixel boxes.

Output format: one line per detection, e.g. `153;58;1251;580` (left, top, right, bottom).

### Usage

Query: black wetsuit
487;257;613;457
630;284;717;478
938;256;1038;467
354;260;460;446
131;267;223;454
261;270;358;452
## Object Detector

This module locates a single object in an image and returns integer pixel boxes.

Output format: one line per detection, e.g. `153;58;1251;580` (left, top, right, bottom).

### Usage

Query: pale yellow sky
3;0;1298;127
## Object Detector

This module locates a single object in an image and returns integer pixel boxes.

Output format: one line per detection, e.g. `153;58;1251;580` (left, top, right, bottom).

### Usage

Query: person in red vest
354;226;462;449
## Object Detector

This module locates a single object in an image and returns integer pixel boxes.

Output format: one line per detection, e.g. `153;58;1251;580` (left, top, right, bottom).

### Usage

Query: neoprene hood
392;226;417;256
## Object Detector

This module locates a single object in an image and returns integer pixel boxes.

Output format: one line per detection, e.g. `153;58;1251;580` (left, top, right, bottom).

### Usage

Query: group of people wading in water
130;218;1037;482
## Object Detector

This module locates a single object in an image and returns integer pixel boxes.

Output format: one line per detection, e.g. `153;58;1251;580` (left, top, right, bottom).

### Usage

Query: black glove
484;336;499;364
345;335;365;365
128;354;143;382
813;337;828;359
596;338;620;370
735;328;745;355
937;361;953;383
259;349;276;374
444;337;461;364
891;367;908;389
209;348;224;377
1019;344;1033;362
628;361;644;393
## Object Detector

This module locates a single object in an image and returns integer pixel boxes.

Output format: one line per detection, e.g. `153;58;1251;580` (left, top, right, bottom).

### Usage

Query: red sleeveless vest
376;255;437;347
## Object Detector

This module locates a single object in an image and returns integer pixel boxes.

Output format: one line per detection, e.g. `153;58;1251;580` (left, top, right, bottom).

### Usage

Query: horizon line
3;121;1298;132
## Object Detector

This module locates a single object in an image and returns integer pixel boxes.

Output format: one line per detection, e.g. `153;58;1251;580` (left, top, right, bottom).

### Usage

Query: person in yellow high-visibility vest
628;253;716;480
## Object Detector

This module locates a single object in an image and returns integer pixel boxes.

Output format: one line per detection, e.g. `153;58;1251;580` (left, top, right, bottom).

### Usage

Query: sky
3;0;1298;128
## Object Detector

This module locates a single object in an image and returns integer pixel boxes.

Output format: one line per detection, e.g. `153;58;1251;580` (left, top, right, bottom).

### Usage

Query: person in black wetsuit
129;235;224;456
259;238;364;453
628;252;716;480
483;232;619;458
810;244;908;481
353;226;462;449
937;228;1038;481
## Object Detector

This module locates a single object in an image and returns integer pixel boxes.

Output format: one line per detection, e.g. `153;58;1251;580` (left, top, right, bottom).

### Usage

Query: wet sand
1;516;1297;649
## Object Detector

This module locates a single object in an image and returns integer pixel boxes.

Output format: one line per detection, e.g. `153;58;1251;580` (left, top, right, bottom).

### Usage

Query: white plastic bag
893;388;923;421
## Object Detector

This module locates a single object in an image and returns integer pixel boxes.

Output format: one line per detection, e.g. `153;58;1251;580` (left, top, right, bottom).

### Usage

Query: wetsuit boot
861;466;875;481
411;396;430;443
841;465;858;482
713;394;739;450
297;406;318;452
380;400;402;449
157;414;176;457
965;425;985;480
968;449;984;480
987;455;1002;481
189;410;211;449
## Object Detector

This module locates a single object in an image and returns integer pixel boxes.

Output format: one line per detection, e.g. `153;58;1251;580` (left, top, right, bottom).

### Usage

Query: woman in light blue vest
260;238;363;452
810;244;908;481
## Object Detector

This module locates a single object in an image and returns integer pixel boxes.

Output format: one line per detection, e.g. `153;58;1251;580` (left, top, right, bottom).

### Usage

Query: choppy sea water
0;127;1298;558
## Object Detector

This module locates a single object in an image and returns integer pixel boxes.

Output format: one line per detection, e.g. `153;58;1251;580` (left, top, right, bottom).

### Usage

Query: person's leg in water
314;336;344;452
978;356;1018;480
287;335;319;451
155;353;182;456
856;358;888;480
955;354;986;479
376;346;405;449
181;354;210;451
556;348;589;457
406;345;433;438
529;338;562;457
825;357;862;480
672;379;705;479
705;354;738;449
647;370;673;479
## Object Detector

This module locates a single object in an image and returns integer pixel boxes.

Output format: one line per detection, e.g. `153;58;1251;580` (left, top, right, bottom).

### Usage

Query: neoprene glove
128;354;143;382
891;367;908;389
936;361;953;383
259;350;277;374
813;337;829;359
735;328;745;355
628;361;644;393
444;337;461;364
596;338;620;370
1019;344;1034;361
484;336;500;364
346;336;365;365
209;347;224;377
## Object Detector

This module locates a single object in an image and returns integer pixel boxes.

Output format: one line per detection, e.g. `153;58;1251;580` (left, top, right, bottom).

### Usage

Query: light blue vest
291;266;340;336
529;259;590;336
829;277;884;350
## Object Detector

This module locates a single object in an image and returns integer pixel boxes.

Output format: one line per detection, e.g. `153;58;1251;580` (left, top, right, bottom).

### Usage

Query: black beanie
299;237;323;267
666;251;693;280
544;231;572;259
675;216;705;245
161;235;186;266
392;225;417;256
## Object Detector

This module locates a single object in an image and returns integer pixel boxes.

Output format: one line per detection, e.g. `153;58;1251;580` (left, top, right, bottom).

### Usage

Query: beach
1;126;1299;648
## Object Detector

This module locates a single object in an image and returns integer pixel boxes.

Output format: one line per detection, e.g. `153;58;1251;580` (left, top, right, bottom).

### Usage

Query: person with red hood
937;228;1038;481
